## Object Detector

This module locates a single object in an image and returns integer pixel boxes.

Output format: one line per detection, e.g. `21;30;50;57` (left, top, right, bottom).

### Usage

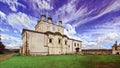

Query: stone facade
20;14;82;56
112;41;120;55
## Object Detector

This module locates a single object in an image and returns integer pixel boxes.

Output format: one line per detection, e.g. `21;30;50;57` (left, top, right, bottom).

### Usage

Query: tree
0;35;5;54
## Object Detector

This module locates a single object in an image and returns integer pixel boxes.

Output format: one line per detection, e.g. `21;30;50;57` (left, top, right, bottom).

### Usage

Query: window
49;38;52;43
65;40;67;45
77;44;79;47
58;38;61;44
74;43;76;46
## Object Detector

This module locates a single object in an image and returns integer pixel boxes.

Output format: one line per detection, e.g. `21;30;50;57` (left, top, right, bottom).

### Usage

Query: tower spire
48;15;52;24
41;14;46;22
57;15;62;26
115;41;117;44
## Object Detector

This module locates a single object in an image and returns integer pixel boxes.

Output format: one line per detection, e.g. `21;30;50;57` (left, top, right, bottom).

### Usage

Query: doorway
116;52;119;55
75;48;79;52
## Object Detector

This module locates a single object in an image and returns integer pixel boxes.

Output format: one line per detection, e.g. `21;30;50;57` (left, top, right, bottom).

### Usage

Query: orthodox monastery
20;14;82;56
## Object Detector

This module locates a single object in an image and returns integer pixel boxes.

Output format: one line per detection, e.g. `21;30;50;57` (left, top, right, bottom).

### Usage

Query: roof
22;29;82;42
22;29;45;35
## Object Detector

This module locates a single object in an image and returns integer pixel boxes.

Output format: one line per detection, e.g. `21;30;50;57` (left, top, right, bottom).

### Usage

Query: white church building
20;14;82;56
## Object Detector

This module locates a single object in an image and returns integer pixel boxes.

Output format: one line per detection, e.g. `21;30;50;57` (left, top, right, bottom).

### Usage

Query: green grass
0;55;120;68
0;53;10;57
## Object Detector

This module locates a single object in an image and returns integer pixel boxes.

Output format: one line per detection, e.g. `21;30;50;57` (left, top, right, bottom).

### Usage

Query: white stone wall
72;40;82;53
117;47;120;50
61;37;67;54
48;34;63;55
67;39;73;54
27;31;48;55
21;32;27;55
54;35;62;54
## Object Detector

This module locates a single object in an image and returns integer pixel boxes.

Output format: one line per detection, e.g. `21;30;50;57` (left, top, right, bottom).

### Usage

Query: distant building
20;14;82;56
112;41;120;55
82;49;112;55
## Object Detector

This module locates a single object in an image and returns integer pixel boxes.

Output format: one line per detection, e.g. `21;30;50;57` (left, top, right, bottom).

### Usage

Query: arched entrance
116;52;119;55
75;48;79;52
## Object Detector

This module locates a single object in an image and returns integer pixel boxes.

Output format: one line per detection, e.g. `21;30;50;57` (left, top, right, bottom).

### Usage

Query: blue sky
0;0;120;49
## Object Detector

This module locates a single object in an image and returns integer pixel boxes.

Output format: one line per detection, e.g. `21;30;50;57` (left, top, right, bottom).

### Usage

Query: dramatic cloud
97;32;120;43
54;0;88;25
30;0;53;10
0;0;26;11
64;24;81;41
64;24;76;35
74;0;120;27
0;11;6;21
7;12;37;32
1;34;22;49
64;24;104;49
82;41;104;49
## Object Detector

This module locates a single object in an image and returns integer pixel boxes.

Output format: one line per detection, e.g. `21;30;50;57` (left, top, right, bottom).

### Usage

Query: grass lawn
0;54;9;57
0;55;120;68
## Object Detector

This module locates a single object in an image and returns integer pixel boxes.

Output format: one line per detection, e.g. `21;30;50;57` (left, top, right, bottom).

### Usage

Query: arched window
65;40;67;45
74;43;76;47
58;38;61;44
49;38;52;43
77;44;79;47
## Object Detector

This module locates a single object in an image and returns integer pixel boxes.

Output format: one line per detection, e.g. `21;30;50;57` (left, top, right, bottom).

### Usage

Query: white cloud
7;12;37;31
0;28;4;32
64;24;76;35
0;0;26;11
13;30;18;33
74;0;120;27
64;24;105;49
107;17;120;27
0;11;37;49
87;16;120;35
97;0;120;18
54;0;89;25
82;40;104;49
80;16;120;49
81;31;120;49
31;0;53;10
80;34;105;49
0;27;13;32
64;24;81;40
97;32;120;43
0;11;6;21
1;34;22;49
